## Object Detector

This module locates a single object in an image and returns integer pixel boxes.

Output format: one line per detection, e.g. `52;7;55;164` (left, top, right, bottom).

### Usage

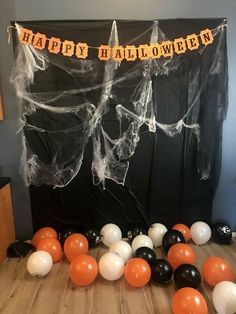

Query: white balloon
213;281;236;314
109;240;132;263
27;250;53;277
132;235;153;253
148;223;168;247
100;223;122;247
190;221;211;245
99;252;124;281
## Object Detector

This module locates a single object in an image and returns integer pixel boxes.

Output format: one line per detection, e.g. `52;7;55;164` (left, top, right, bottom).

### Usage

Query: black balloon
212;222;232;245
127;226;147;242
174;264;201;289
162;230;185;254
84;227;101;248
135;246;157;263
58;227;78;246
150;259;173;284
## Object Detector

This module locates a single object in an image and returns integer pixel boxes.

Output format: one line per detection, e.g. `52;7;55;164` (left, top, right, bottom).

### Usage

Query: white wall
0;0;235;238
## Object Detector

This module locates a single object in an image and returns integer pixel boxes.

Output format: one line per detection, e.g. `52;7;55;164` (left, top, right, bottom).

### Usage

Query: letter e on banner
48;37;61;54
33;33;47;50
186;34;199;50
19;28;33;45
174;38;187;54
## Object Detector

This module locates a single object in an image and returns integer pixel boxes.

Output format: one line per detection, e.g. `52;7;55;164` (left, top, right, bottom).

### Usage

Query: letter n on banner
62;40;75;57
19;28;34;45
200;29;214;46
98;45;111;61
76;43;88;59
33;33;47;50
48;37;61;54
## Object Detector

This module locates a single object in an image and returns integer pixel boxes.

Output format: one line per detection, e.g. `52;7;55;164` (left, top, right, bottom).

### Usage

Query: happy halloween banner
18;27;214;61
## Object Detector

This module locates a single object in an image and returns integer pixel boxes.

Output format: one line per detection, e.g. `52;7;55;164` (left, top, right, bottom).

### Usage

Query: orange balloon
172;287;208;314
167;243;195;270
202;256;234;286
37;238;63;262
64;233;89;263
32;227;57;247
124;258;151;287
69;254;98;286
173;224;191;242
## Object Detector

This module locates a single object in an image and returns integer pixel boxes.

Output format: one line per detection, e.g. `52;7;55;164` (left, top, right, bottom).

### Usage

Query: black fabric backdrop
12;19;228;234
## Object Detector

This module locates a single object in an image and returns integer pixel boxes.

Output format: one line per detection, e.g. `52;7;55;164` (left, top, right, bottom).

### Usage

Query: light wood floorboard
0;240;236;314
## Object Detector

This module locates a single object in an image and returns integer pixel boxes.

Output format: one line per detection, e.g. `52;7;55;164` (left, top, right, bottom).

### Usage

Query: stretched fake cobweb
10;20;227;188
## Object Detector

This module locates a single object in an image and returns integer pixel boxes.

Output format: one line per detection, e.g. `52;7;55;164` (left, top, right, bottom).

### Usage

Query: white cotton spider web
10;20;227;188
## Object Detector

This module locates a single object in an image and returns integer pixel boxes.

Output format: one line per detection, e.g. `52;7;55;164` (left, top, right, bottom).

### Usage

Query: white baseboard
232;232;236;238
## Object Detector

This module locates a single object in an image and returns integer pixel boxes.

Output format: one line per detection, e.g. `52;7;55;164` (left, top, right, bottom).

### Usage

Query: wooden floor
0;240;236;314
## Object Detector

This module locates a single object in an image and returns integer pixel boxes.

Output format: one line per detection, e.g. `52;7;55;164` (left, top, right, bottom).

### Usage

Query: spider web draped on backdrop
11;19;228;231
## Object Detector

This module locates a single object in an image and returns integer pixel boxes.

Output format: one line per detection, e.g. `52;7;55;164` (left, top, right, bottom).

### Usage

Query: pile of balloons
26;221;235;314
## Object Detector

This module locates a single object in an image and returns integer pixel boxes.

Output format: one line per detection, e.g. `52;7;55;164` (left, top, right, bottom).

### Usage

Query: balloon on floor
127;226;147;242
174;264;201;289
190;222;211;245
135;246;157;264
64;233;89;262
69;254;98;286
167;243;195;270
172;287;208;314
31;227;57;247
212;281;236;314
27;250;53;277
109;240;132;263
100;224;122;247
172;224;191;242
99;252;124;281
211;222;232;245
202;256;234;286
124;258;151;287
131;235;153;253
150;259;173;284
37;237;63;263
162;230;185;254
148;223;167;247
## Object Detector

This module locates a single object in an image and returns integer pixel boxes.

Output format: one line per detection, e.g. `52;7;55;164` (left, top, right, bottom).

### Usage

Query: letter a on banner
112;46;125;62
33;33;47;50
